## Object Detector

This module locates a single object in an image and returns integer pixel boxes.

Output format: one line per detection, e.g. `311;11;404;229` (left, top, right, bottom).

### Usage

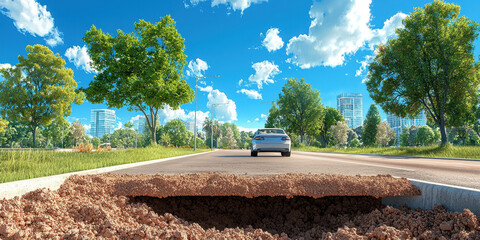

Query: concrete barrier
383;178;480;215
0;150;214;200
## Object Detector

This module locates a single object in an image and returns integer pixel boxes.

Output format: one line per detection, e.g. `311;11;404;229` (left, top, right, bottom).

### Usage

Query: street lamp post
194;75;219;151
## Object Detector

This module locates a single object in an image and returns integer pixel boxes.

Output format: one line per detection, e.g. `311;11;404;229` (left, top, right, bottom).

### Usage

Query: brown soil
0;173;478;239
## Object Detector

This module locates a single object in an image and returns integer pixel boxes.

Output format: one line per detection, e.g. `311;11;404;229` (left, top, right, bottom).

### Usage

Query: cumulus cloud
237;89;262;100
248;60;280;89
369;12;408;48
0;0;63;46
355;54;374;77
198;85;213;92
254;118;259;121
286;0;407;69
237;126;257;133
262;28;284;52
157;105;210;129
115;122;123;130
261;113;267;119
65;45;96;73
207;89;237;122
186;58;209;77
187;0;267;13
0;63;12;69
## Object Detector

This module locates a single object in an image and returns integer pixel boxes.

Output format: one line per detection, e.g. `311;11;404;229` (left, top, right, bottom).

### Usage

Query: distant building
184;121;195;132
131;115;147;134
90;109;116;138
387;111;427;142
337;93;363;129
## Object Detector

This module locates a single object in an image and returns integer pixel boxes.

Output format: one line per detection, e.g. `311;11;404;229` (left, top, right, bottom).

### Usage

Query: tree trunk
438;121;448;146
32;126;37;148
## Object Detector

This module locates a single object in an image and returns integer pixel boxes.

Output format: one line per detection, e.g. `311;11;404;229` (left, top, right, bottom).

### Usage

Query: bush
348;139;360;148
73;143;93;153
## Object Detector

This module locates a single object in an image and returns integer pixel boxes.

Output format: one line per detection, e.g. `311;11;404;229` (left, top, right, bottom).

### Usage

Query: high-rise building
337;93;363;129
131;115;147;134
90;109;116;138
387;111;427;143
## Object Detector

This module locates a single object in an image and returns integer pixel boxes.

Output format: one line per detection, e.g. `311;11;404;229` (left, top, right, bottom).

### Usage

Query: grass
0;146;210;183
294;145;480;160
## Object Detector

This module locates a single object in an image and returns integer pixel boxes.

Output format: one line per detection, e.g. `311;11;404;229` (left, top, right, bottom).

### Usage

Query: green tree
366;0;480;146
111;128;136;148
82;16;194;145
164;119;190;147
203;118;221;148
348;138;360;148
0;118;7;133
221;127;237;148
277;78;324;143
416;126;435;146
319;107;344;147
0;45;84;147
264;104;284;129
376;121;395;147
160;133;170;146
70;120;86;146
362;104;381;146
91;137;101;148
330;121;349;147
43;118;69;148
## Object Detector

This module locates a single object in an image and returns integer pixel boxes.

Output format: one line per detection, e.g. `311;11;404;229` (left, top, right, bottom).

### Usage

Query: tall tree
416;125;436;146
366;0;480;146
164;119;190;147
277;78;324;143
70;120;86;146
375;121;395;147
221;127;237;148
319;107;344;147
330;121;349;147
264;104;284;129
0;45;84;147
362;104;381;146
82;16;194;145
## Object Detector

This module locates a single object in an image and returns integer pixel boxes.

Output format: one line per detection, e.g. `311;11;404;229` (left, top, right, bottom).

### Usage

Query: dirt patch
0;173;478;239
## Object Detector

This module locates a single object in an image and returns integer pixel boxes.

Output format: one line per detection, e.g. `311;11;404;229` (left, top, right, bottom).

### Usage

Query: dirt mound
108;173;421;198
0;173;478;239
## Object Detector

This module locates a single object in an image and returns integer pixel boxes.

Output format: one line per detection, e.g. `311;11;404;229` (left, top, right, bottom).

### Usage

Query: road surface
111;150;480;190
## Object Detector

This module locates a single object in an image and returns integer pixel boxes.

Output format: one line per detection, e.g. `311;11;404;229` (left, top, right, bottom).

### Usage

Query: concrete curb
0;150;215;200
382;178;480;215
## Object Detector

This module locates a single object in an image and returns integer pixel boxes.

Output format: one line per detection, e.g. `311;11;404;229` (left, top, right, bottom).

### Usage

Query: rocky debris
0;173;477;239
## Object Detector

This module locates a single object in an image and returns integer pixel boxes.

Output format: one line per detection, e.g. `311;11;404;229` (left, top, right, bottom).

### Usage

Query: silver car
251;128;291;157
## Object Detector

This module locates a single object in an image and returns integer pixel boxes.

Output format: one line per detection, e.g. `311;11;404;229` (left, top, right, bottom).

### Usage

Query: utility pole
194;75;219;151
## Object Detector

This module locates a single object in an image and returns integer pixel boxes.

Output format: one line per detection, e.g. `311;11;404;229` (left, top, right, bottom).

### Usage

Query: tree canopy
362;104;381;146
276;78;324;143
0;45;84;147
82;16;194;145
366;0;480;145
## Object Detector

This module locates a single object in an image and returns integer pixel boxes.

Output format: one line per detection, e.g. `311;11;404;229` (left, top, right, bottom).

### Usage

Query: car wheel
281;152;286;157
285;151;291;157
251;151;258;157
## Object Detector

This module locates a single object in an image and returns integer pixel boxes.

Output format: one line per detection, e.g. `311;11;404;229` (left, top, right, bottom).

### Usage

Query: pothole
129;196;383;238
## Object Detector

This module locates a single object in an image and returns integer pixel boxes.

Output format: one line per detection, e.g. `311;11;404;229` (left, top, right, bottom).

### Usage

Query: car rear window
257;129;285;134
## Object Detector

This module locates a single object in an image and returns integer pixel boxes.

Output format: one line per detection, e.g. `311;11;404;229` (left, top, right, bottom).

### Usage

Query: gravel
0;173;478;239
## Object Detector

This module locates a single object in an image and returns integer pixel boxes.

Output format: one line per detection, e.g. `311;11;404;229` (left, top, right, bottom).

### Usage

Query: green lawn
0;146;210;183
294;145;480;160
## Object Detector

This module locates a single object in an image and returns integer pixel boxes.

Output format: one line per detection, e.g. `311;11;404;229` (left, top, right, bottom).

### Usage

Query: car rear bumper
252;143;290;152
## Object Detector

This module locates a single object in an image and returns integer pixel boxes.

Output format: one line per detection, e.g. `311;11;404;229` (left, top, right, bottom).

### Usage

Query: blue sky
1;0;480;134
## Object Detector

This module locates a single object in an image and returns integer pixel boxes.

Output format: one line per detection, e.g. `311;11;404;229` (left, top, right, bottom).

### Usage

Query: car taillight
282;137;290;140
255;136;264;140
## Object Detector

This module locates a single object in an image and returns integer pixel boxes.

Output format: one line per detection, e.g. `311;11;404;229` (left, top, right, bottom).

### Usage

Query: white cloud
0;63;12;69
84;124;91;136
238;79;243;86
248;60;280;89
262;28;284;52
355;54;374;77
261;114;267;119
157;105;210;129
186;58;209;77
254;118;259;121
287;0;373;68
0;0;63;46
207;89;237;122
198;85;213;92
286;0;407;69
115;122;123;130
188;0;267;13
369;12;408;48
237;89;262;100
65;45;96;73
237;126;257;133
247;120;251;123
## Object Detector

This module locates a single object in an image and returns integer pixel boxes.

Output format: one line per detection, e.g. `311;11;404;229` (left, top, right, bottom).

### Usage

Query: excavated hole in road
129;195;383;238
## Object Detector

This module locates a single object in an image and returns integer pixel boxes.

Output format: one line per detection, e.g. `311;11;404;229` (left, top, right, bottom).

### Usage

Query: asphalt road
111;150;480;190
